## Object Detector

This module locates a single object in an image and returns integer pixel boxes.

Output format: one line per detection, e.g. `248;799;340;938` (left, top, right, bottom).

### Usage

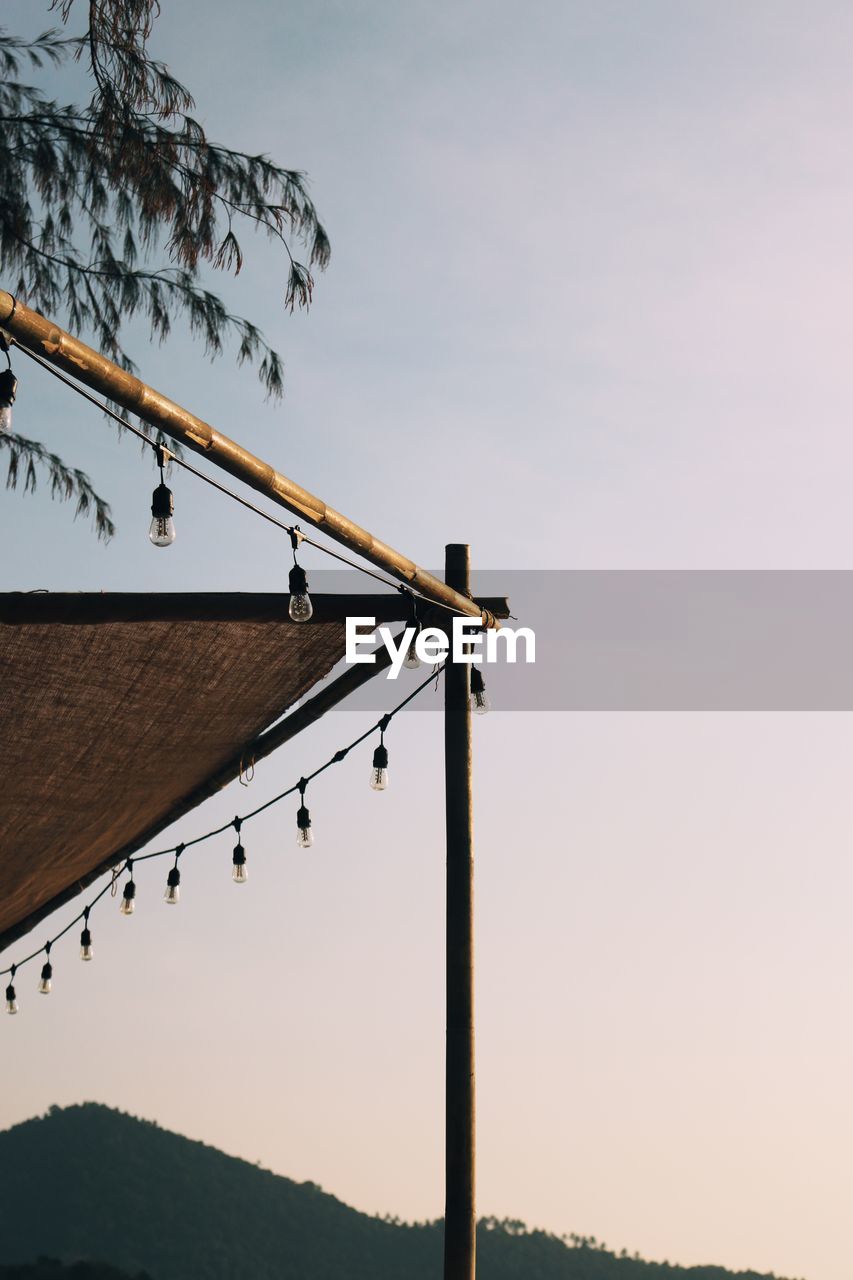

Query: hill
0;1264;149;1280
0;1105;795;1280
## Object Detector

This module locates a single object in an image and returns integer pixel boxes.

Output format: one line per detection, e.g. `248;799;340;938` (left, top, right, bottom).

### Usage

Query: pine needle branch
0;430;115;540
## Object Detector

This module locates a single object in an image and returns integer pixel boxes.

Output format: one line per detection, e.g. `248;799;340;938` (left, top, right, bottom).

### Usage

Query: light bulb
120;880;136;915
0;367;17;435
289;592;313;622
38;961;52;994
232;841;248;884
149;482;176;547
370;742;389;791
472;688;490;714
296;803;314;848
5;983;17;1015
403;634;421;669
80;927;93;961
164;865;181;904
470;667;490;715
149;515;176;547
288;563;313;622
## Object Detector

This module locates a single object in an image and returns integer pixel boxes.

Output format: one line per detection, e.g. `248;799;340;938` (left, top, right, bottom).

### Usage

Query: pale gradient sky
2;4;853;1279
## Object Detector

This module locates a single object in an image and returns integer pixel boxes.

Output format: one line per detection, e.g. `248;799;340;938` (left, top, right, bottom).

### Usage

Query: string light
470;667;490;716
403;594;421;669
0;341;17;434
80;908;93;961
296;778;314;848
120;861;136;915
149;444;176;547
231;818;247;884
0;346;505;1016
1;665;446;1009
38;943;52;994
288;529;313;622
10;338;501;642
370;716;390;791
403;634;421;670
164;845;184;905
5;966;17;1015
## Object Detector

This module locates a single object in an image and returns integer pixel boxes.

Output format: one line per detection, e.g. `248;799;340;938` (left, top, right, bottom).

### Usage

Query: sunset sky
2;4;853;1279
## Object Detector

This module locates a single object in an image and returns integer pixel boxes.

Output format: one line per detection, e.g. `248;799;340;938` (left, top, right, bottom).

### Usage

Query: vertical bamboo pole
444;543;476;1280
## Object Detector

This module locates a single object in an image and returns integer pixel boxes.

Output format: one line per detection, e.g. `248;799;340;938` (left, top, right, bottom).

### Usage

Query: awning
0;593;413;951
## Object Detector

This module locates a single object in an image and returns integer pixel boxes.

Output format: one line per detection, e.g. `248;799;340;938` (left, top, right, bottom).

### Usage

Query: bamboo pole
444;543;476;1280
0;290;498;628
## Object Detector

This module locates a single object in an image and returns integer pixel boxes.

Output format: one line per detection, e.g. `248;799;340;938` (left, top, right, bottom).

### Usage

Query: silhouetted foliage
0;1;328;537
0;1261;150;1280
0;1104;802;1280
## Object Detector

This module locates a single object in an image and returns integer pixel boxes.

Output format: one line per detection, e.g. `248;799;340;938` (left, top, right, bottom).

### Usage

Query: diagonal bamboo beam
0;290;498;628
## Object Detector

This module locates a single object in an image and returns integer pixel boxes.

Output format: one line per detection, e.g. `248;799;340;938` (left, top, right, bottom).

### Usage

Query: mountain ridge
0;1104;799;1280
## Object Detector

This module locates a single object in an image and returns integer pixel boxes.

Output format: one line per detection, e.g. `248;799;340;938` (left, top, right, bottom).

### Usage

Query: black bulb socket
40;961;52;982
123;880;136;902
80;927;92;948
372;743;389;770
0;368;17;408
289;563;309;596
151;483;174;519
296;804;311;831
471;667;486;695
232;842;246;866
167;865;181;889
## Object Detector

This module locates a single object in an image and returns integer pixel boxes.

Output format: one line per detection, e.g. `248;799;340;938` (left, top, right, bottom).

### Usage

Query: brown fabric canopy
0;593;412;951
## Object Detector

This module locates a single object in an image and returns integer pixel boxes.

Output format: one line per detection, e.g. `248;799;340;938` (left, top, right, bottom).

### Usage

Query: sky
2;3;853;1278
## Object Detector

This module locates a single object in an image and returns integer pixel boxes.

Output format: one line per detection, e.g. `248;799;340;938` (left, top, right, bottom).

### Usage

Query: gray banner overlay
302;570;853;711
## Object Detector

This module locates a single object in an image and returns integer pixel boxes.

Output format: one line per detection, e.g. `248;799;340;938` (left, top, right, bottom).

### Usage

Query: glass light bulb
149;515;176;547
370;743;389;790
164;865;181;903
120;886;135;916
38;966;52;995
5;987;17;1015
296;802;313;847
80;942;93;961
0;405;11;434
289;592;313;622
403;636;421;669
470;669;490;716
232;841;247;883
471;688;490;715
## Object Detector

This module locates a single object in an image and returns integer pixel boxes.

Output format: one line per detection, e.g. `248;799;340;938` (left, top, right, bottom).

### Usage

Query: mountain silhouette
0;1264;151;1280
0;1105;795;1280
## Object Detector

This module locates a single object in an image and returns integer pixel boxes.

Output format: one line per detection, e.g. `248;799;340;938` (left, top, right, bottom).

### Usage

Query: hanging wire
9;340;483;616
0;661;445;980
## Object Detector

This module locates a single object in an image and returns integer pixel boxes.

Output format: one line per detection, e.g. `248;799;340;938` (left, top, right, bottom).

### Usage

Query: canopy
0;593;413;951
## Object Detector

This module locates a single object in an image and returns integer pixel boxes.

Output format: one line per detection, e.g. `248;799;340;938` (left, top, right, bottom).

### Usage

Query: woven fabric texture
0;611;346;940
